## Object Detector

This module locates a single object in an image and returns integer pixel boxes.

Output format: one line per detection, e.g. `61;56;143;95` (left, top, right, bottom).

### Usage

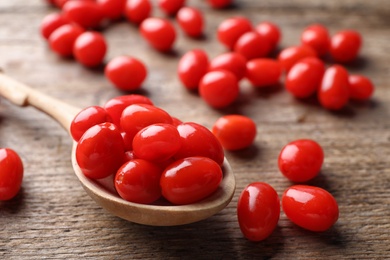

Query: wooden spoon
0;73;236;226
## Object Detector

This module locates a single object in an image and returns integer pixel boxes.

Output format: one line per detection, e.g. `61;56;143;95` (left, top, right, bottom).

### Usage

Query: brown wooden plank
0;0;389;258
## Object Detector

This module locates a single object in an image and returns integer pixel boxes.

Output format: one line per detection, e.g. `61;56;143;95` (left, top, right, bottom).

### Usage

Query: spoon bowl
0;73;236;226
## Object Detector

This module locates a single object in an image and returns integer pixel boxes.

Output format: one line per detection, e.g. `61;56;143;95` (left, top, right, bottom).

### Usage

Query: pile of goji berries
41;0;374;110
41;0;232;91
178;18;374;110
70;95;225;205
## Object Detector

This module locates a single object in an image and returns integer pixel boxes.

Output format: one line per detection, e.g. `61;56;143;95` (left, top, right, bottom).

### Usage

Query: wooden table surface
1;0;389;259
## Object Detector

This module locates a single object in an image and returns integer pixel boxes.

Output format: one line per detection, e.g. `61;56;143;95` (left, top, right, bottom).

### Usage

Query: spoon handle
0;72;80;132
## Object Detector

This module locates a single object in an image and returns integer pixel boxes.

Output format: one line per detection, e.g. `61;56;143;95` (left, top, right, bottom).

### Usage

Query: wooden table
1;0;389;258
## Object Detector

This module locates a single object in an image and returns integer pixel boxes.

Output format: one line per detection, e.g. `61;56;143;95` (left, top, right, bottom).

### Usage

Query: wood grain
1;0;389;259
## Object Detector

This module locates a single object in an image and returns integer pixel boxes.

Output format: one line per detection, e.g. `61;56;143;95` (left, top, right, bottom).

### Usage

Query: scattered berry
237;182;280;241
348;74;374;101
318;65;350;110
330;30;362;63
73;31;107;67
217;16;252;50
140;17;176;52
199;70;240;108
282;185;339;232
246;58;282;87
0;148;24;201
278;139;324;182
212;115;256;151
176;6;204;38
105;56;147;91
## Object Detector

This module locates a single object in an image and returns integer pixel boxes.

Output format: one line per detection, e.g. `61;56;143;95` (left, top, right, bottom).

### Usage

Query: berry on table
49;24;84;57
318;64;350;110
217;16;252;50
245;58;282;87
40;13;70;40
73;31;107;67
105;56;147;91
237;182;280;241
234;31;272;60
124;0;152;24
278;45;317;72
0;148;24;201
177;49;209;90
278;139;324;182
212;115;257;151
330;30;362;63
208;52;247;81
199;70;240;108
140;17;176;52
282;185;339;232
62;0;104;29
348;74;374;101
301;24;330;57
285;57;325;99
176;6;204;38
255;21;281;50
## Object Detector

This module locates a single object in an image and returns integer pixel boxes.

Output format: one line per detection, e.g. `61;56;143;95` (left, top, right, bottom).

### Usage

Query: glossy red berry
175;122;224;166
120;104;173;143
73;31;107;67
62;0;104;29
207;0;232;9
330;30;362;63
301;24;330;57
133;123;181;162
278;45;317;72
140;17;176;52
208;52;246;81
285;57;325;98
246;58;282;87
0;148;24;201
124;0;151;24
199;70;239;108
234;31;272;60
278;139;324;182
177;49;209;90
212;115;256;151
158;0;185;16
70;106;112;142
103;95;153;128
348;74;374;101
176;7;204;38
40;13;70;40
49;24;84;57
76;122;125;179
105;56;147;91
318;65;350;110
97;0;126;20
217;16;252;50
237;182;280;241
160;157;223;205
255;21;281;50
282;185;339;232
115;159;162;204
